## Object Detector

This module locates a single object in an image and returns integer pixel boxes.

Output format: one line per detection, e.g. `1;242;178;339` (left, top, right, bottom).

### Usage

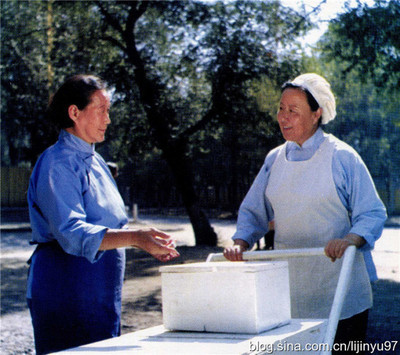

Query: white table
57;319;327;354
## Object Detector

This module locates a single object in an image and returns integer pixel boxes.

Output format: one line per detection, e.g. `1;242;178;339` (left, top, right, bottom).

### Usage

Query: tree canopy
320;0;400;90
316;0;400;214
2;0;399;243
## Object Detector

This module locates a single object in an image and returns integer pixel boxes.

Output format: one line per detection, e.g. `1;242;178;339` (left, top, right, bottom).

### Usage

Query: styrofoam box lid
159;261;288;273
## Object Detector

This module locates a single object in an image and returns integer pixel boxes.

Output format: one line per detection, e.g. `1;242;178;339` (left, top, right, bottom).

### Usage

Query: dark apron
27;241;125;354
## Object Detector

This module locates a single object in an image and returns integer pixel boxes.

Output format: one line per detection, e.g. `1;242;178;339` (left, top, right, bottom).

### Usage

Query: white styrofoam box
160;261;291;334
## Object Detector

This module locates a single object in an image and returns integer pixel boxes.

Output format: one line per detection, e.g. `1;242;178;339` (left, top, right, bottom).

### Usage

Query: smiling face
277;88;322;146
67;90;111;144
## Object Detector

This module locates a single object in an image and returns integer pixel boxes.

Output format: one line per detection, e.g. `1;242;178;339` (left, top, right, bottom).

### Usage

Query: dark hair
46;74;107;129
281;82;320;112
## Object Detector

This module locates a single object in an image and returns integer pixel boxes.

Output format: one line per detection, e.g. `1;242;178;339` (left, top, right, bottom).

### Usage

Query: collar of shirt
285;127;325;161
59;130;95;159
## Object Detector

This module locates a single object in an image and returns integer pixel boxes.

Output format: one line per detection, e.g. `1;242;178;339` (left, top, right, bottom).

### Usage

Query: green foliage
314;23;400;213
1;0;53;165
325;71;398;177
320;0;400;90
1;0;119;164
0;0;324;213
3;0;398;217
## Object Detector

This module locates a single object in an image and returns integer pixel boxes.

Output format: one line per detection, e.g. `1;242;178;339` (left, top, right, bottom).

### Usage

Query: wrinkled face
277;88;321;146
68;90;111;144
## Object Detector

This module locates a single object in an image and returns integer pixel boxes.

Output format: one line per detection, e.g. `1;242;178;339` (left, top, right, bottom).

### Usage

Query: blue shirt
28;129;128;263
233;128;387;281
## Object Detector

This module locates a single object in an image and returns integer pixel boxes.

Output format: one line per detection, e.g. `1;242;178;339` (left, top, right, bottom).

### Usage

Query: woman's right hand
223;239;249;261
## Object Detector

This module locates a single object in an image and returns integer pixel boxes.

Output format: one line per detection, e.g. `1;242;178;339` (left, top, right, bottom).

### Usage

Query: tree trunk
163;143;217;246
118;7;218;246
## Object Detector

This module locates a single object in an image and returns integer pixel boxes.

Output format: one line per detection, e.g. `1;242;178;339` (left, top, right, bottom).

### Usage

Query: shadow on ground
0;258;30;315
366;279;400;343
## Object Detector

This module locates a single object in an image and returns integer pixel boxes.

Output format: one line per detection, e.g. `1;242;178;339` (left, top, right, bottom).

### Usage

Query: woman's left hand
324;239;352;262
135;228;180;262
325;233;365;262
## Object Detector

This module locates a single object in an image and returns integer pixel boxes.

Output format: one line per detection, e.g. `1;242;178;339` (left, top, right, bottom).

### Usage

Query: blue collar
285;128;326;161
59;130;95;156
286;127;325;152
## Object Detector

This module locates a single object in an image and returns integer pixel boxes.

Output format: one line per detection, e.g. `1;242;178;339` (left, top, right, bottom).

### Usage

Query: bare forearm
99;228;173;250
99;227;180;262
343;233;366;248
99;229;135;250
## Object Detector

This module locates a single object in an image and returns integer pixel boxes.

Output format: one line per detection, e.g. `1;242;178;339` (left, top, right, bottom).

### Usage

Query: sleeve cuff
82;227;108;263
232;231;259;251
347;227;375;251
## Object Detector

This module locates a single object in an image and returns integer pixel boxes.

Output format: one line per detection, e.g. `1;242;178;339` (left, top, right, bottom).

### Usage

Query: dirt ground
1;214;399;354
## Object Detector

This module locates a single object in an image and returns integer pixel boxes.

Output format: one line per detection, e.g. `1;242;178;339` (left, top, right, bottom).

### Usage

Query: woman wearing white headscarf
224;73;386;353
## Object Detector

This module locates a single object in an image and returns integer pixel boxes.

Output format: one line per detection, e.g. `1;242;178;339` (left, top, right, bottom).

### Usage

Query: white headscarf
290;73;336;125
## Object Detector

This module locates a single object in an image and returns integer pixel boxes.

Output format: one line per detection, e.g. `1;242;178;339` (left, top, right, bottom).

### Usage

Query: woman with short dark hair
27;74;179;354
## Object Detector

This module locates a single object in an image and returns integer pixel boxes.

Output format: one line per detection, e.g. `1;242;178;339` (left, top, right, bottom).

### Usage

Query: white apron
266;135;372;319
